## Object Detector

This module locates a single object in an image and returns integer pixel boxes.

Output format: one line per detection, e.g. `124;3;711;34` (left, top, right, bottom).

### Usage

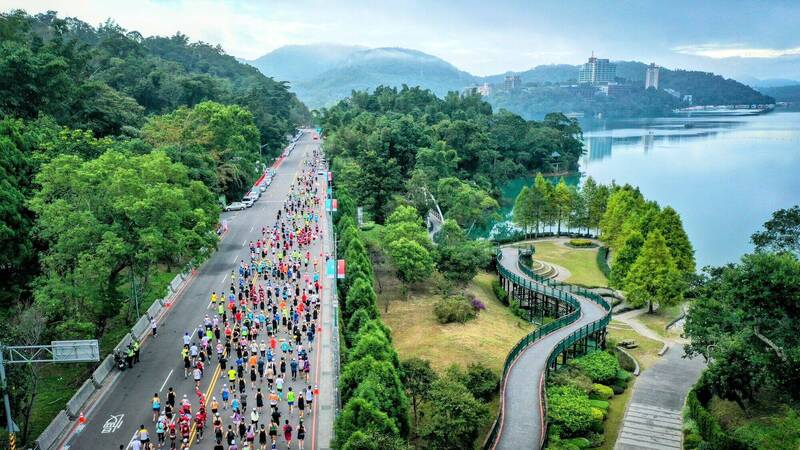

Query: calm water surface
488;112;800;268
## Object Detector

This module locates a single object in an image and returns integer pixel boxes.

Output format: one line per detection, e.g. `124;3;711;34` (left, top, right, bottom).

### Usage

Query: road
59;132;335;449
494;246;607;450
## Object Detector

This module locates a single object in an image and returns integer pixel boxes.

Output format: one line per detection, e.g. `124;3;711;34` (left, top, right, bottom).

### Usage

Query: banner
337;259;346;279
326;259;335;279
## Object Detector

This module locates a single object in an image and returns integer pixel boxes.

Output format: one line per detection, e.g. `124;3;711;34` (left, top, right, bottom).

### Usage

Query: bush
591;406;606;422
550;367;594;394
610;382;626;395
433;295;477;324
590;384;613;400
568;239;596;248
462;363;500;402
569;351;620;385
683;433;702;449
596;246;611;278
589;399;609;411
547;385;595;437
469;295;486;312
615;369;632;383
562;437;591;448
491;280;508;305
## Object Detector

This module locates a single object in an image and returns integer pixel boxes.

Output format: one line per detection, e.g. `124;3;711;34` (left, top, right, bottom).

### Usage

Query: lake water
485;112;800;268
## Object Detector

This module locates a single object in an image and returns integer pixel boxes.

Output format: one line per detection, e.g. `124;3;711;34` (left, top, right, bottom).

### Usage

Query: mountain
246;44;774;113
285;46;477;108
741;77;800;88
758;85;800;103
245;44;364;84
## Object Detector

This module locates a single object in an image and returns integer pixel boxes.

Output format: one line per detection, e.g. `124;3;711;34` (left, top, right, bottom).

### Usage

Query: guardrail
482;247;612;450
35;263;195;450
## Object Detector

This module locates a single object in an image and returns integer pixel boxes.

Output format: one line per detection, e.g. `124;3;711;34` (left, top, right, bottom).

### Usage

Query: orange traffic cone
313;385;319;396
78;412;86;424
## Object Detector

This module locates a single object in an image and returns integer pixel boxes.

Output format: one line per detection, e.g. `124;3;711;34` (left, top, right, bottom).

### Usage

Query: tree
30;150;219;335
435;177;499;232
333;397;400;450
552;177;574;235
684;251;800;402
434;220;491;284
512;186;534;237
344;277;378;321
600;187;644;248
751;205;800;255
624;230;685;312
387;238;435;284
583;176;608;235
400;358;438;430
142;101;262;202
610;231;645;288
384;205;431;250
656;206;696;274
534;173;555;233
420;378;489;450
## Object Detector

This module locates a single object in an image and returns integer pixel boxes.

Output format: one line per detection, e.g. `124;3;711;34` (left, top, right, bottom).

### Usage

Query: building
578;55;616;84
683;94;693;105
504;74;522;91
645;63;660;89
462;82;492;97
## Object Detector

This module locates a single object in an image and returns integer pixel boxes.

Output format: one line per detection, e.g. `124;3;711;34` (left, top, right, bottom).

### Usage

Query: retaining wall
65;379;95;419
34;410;70;450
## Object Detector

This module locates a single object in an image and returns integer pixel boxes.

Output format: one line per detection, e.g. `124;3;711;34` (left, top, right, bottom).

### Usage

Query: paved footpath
58;132;336;450
494;246;607;450
614;311;705;450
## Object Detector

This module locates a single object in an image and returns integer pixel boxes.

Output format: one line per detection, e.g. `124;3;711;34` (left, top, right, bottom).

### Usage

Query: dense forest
320;85;585;224
0;10;307;442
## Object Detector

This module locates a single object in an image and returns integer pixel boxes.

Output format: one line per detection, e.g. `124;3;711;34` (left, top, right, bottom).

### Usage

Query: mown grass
528;241;609;288
607;321;663;370
379;272;534;374
636;302;685;338
598;377;635;450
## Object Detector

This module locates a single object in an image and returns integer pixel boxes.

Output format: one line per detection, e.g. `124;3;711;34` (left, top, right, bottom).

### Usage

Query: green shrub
463;363;500;401
568;239;595;248
547;385;594;437
360;221;375;231
596;246;611;278
569;351;620;384
590;383;613;400
491;280;509;305
615;369;632;382
562;437;591;448
610;382;626;395
433;295;477;324
591;407;606;421
589;399;609;411
683;433;702;449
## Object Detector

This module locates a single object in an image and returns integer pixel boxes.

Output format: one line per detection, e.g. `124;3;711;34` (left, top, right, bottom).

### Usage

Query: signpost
0;340;99;446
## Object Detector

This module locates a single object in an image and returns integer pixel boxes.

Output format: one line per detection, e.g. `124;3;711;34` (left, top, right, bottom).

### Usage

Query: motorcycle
114;351;127;371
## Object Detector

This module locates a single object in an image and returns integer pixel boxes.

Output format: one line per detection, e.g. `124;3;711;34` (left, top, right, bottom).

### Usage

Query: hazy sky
4;0;800;79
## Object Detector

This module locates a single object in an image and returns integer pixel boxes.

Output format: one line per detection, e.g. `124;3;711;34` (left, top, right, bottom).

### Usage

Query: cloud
674;44;800;59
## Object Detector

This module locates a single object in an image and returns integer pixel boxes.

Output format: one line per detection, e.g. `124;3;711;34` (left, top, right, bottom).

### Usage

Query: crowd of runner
129;151;325;450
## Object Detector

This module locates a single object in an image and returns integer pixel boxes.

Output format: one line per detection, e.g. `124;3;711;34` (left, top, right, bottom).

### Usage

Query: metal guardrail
482;247;612;450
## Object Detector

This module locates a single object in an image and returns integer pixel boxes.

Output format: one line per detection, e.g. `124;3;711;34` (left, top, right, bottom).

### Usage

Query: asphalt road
60;132;329;450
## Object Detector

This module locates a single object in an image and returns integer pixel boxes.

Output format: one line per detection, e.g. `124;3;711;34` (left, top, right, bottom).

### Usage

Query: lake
485;112;800;268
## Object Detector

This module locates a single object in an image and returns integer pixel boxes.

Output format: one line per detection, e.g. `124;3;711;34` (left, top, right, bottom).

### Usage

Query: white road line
242;239;247;247
159;369;173;393
232;253;239;263
221;274;227;284
250;224;255;232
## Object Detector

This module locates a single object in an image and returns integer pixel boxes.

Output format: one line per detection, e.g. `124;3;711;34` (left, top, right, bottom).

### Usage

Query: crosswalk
615;402;683;450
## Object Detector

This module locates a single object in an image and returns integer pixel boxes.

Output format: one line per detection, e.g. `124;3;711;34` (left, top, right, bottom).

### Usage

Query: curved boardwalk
494;246;608;450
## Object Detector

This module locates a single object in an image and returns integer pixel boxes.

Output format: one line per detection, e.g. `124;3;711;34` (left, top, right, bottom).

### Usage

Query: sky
3;0;800;80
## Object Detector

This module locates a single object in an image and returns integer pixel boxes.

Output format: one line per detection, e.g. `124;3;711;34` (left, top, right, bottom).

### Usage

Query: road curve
494;246;608;450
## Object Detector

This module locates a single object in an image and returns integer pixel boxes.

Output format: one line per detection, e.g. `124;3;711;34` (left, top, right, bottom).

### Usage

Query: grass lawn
379;272;534;374
598;377;636;450
636;303;685;339
607;320;663;370
527;241;609;288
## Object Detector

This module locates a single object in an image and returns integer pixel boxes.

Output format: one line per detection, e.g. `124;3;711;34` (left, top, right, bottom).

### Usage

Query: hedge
685;376;751;450
491;279;509;305
568;351;620;385
596;246;611;278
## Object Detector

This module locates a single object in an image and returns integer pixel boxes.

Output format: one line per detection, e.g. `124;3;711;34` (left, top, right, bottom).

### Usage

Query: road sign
52;340;100;363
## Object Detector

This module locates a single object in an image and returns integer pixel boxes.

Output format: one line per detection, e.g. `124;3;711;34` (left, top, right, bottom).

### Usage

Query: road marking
250;223;255;232
242;239;247;247
101;414;124;434
232;253;239;264
159;369;173;393
220;274;227;285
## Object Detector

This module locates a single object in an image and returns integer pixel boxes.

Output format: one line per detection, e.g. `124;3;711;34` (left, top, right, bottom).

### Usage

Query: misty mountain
245;44;364;84
246;44;774;111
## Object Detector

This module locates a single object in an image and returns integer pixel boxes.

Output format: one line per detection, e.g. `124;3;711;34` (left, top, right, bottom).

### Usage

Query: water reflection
479;113;800;267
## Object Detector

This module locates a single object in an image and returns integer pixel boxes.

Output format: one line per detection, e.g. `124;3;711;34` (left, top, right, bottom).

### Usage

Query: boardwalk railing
483;247;612;450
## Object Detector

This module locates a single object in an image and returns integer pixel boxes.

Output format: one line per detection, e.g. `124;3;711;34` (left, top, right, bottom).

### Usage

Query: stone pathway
614;310;705;450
